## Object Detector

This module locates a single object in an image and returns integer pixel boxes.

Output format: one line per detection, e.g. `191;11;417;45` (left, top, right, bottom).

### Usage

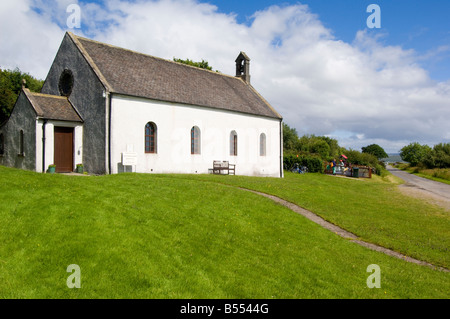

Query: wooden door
54;127;74;173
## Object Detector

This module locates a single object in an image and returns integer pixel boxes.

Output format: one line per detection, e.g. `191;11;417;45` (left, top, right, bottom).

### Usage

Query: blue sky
1;0;449;152
207;0;450;81
69;0;450;81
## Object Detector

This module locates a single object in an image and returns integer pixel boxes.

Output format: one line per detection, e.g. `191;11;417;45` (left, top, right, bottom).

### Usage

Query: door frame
54;126;74;173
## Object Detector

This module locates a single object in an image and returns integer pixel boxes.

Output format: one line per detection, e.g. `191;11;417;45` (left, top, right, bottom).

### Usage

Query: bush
422;143;450;169
343;149;378;167
284;154;323;173
374;162;387;176
309;139;331;159
431;169;450;180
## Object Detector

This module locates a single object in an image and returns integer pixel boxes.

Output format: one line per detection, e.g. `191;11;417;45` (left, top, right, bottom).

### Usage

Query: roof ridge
68;32;243;82
63;32;281;119
67;32;113;92
24;88;83;122
22;88;43;116
28;91;68;100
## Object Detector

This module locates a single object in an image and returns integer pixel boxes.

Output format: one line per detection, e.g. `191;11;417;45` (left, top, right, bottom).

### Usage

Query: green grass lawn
0;166;448;298
185;172;450;269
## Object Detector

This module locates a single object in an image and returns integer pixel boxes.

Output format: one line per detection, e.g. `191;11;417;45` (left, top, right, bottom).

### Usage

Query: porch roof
23;89;83;122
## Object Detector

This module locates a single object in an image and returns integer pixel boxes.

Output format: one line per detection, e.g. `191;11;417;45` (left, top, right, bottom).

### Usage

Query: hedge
283;154;323;173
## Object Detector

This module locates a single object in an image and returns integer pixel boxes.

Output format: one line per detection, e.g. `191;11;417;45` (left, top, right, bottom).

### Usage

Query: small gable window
0;133;4;155
230;130;237;156
58;69;74;97
145;122;157;154
191;126;201;155
260;133;266;156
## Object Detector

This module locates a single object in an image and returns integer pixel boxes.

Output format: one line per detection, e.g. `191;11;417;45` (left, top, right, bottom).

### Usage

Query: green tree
362;144;388;160
310;139;330;159
318;136;340;159
297;134;341;160
283;123;300;154
0;67;44;124
400;142;432;166
422;143;450;168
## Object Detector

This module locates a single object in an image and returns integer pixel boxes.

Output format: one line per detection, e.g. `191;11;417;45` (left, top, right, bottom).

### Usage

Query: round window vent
58;69;74;97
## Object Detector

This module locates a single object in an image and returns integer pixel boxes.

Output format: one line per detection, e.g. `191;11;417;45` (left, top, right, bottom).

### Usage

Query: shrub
283;154;323;173
433;169;450;180
422;143;450;169
343;149;378;167
374;162;387;176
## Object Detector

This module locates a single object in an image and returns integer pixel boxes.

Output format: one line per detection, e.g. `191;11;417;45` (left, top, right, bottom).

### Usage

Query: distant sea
381;153;406;163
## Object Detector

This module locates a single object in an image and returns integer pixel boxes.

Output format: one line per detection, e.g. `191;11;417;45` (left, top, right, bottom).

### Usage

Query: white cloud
0;0;67;78
1;0;449;153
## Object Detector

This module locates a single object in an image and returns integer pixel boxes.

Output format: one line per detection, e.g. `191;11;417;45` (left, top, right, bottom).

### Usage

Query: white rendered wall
35;120;54;173
36;121;43;172
74;125;83;167
110;95;282;177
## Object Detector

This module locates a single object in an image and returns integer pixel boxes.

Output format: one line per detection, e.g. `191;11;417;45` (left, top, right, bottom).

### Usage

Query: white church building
0;32;283;177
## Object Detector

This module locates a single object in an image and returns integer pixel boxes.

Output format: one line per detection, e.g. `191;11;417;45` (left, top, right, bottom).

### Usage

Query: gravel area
387;165;450;211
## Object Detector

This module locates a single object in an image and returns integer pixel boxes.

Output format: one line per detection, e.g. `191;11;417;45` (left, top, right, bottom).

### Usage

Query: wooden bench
213;160;235;175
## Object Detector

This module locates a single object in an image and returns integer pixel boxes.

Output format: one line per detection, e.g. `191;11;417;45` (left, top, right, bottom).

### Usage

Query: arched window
230;130;237;156
19;130;24;156
0;133;4;155
260;133;266;156
145;122;157;154
191;126;201;155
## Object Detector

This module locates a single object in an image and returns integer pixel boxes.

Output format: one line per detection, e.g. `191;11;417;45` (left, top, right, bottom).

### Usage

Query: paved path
239;187;449;272
386;165;450;209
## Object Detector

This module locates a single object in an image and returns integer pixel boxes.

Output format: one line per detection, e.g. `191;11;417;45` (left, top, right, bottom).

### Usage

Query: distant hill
381;153;406;163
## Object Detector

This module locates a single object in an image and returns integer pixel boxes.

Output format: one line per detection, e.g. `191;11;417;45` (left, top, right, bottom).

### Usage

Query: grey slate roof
23;89;83;122
68;32;282;119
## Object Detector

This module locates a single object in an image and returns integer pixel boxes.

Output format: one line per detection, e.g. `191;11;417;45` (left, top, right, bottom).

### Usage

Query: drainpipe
108;93;112;175
280;120;284;178
42;119;47;173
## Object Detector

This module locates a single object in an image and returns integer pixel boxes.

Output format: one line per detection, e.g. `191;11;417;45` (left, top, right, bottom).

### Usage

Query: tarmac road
386;165;450;203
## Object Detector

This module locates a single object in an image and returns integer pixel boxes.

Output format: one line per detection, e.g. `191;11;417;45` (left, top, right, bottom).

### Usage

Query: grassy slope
185;172;450;269
0;166;448;298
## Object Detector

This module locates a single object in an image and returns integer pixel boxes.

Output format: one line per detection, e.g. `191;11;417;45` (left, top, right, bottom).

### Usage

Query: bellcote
235;52;250;84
